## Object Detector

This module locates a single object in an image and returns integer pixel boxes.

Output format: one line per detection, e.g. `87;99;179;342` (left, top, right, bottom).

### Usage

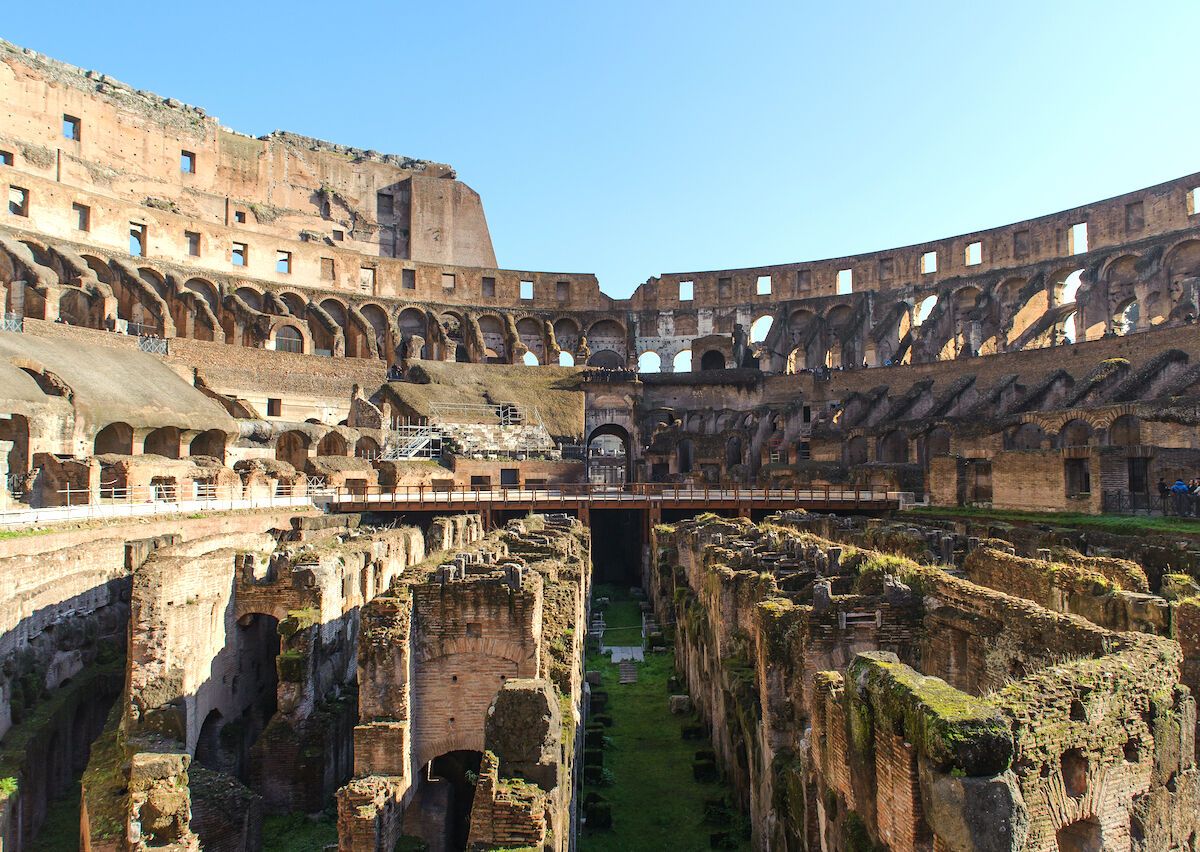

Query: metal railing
2;313;23;333
1104;489;1200;517
137;335;169;355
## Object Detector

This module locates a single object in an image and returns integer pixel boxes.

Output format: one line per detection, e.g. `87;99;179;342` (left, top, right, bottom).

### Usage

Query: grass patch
593;583;643;641
905;506;1200;537
35;781;82;850
581;592;748;851
261;812;339;852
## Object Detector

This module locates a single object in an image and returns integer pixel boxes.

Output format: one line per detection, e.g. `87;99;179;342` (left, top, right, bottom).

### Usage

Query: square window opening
756;275;772;295
185;231;201;257
180;150;196;174
276;250;291;274
481;276;496;297
234;210;246;224
0;151;13;167
7;187;29;217
332;229;344;241
266;398;282;417
360;267;377;293
72;202;90;231
718;277;732;298
1068;222;1088;255
965;241;982;266
63;115;81;142
231;242;247;267
1125;202;1145;234
377;192;394;217
403;268;417;290
836;268;853;294
920;250;938;274
520;280;534;300
320;257;335;280
556;280;570;301
130;223;147;257
1013;229;1031;259
442;272;457;291
679;280;694;301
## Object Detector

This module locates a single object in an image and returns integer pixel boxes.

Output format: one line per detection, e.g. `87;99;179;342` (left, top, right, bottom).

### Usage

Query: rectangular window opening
679;280;694;301
320;257;335;280
0;151;13;167
1013;229;1031;259
377;192;394;217
231;241;247;267
878;258;894;281
1125;202;1144;234
360;267;377;293
332;229;344;241
965;241;982;266
756;275;772;295
403;268;417;290
234;210;246;224
185;231;201;257
556;280;570;302
442;272;457;291
520;280;534;300
1068;222;1088;255
62;114;81;142
129;223;147;257
795;269;811;292
180;150;196;174
72;202;90;231
481;275;496;297
718;277;732;298
276;250;292;274
836;268;853;294
7;186;29;217
267;398;282;417
920;250;937;274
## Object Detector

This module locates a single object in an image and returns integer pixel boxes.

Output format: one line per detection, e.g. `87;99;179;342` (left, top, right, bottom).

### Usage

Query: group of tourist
1159;477;1200;516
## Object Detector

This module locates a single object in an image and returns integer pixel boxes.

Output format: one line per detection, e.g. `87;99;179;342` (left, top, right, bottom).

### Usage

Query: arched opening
1056;817;1103;852
361;304;391;359
914;294;938;326
725;435;743;470
1113;298;1139;336
673;350;692;373
355;436;380;459
421;750;484;852
845;435;868;466
1007;423;1046;450
552;317;581;356
699;350;726;371
94;422;133;455
749;315;773;343
637;351;661;373
1059;310;1078;345
586;350;623;369
190;430;227;462
317;431;348;457
0;414;30;478
398;307;428;355
320;299;356;357
194;709;226;772
1058;419;1094;448
877;431;909;464
587;424;630;485
516;317;544;363
1057;269;1085;305
275;430;310;470
558;351;575;367
522;350;540;366
587;319;626;364
478;315;507;363
58;288;96;328
923;427;951;463
275;324;304;354
1109;414;1141;446
678;438;694;475
228;613;281;782
144;427;181;459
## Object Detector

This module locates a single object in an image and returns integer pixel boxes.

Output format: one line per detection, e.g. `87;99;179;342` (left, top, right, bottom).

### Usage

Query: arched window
749;315;773;343
275;325;303;354
558;351;575;367
673;350;692;373
914;295;938;326
522;351;540;366
700;350;726;371
638;351;662;373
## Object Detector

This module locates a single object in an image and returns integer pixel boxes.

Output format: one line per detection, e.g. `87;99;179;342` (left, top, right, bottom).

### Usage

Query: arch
637;351;661;373
677;438;695;474
144;427;181;459
914;294;938;326
94;422;133;455
516;316;544;362
1007;423;1047;450
279;291;308;318
586;423;631;485
1112;297;1139;336
194;709;225;771
1052;268;1085;306
182;277;220;314
190;430;227;462
673;350;692;373
725;435;743;469
553;317;581;354
586;349;623;369
522;350;540;366
360;303;391;357
275;430;310;470
274;324;304;354
587;318;625;340
1001;276;1046;346
1058;419;1094;448
58;288;96;327
1108;414;1141;447
699;350;726;371
317;431;348;457
558;351;575;367
1059;309;1078;344
398;306;428;341
235;286;264;312
478;314;507;362
355;436;380;459
877;430;909;464
923;426;951;461
749;314;773;343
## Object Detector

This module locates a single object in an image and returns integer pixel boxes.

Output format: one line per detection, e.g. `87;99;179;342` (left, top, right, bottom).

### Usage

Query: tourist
1171;478;1191;516
1158;478;1170;512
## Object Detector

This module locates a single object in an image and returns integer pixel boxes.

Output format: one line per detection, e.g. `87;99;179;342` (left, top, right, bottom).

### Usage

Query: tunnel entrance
590;509;643;587
220;612;281;783
420;749;483;851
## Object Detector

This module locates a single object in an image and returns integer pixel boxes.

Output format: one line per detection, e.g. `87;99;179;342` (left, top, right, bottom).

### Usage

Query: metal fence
2;313;23;333
1101;489;1200;517
137;335;169;355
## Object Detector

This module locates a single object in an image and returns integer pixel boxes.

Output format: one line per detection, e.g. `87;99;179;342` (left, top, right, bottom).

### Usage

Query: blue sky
5;2;1198;297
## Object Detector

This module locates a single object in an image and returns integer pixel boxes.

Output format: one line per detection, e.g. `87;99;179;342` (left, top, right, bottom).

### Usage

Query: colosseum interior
1;35;1200;852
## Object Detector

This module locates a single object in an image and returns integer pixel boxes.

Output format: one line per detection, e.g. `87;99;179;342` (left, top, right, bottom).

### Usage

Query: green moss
277;649;306;682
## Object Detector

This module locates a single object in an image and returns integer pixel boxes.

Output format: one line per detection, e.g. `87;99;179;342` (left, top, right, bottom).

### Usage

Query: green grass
592;583;644;642
581;593;749;851
34;782;81;850
905;505;1200;537
261;812;339;852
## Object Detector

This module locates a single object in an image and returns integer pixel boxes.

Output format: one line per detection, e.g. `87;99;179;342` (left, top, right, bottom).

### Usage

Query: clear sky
5;2;1198;297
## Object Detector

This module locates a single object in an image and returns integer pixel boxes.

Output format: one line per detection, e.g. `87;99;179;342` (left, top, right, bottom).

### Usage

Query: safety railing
137;335;169;355
1104;489;1200;517
2;313;23;333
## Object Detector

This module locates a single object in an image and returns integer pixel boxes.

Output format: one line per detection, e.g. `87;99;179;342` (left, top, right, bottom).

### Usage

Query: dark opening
1060;748;1088;799
590;509;644;587
1056;817;1103;852
427;750;484;851
699;350;725;371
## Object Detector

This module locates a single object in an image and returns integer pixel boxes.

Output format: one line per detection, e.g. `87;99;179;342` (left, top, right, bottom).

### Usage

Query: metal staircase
381;424;444;460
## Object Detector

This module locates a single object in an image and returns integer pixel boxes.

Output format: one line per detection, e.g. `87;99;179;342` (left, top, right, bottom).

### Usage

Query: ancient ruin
2;35;1200;851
